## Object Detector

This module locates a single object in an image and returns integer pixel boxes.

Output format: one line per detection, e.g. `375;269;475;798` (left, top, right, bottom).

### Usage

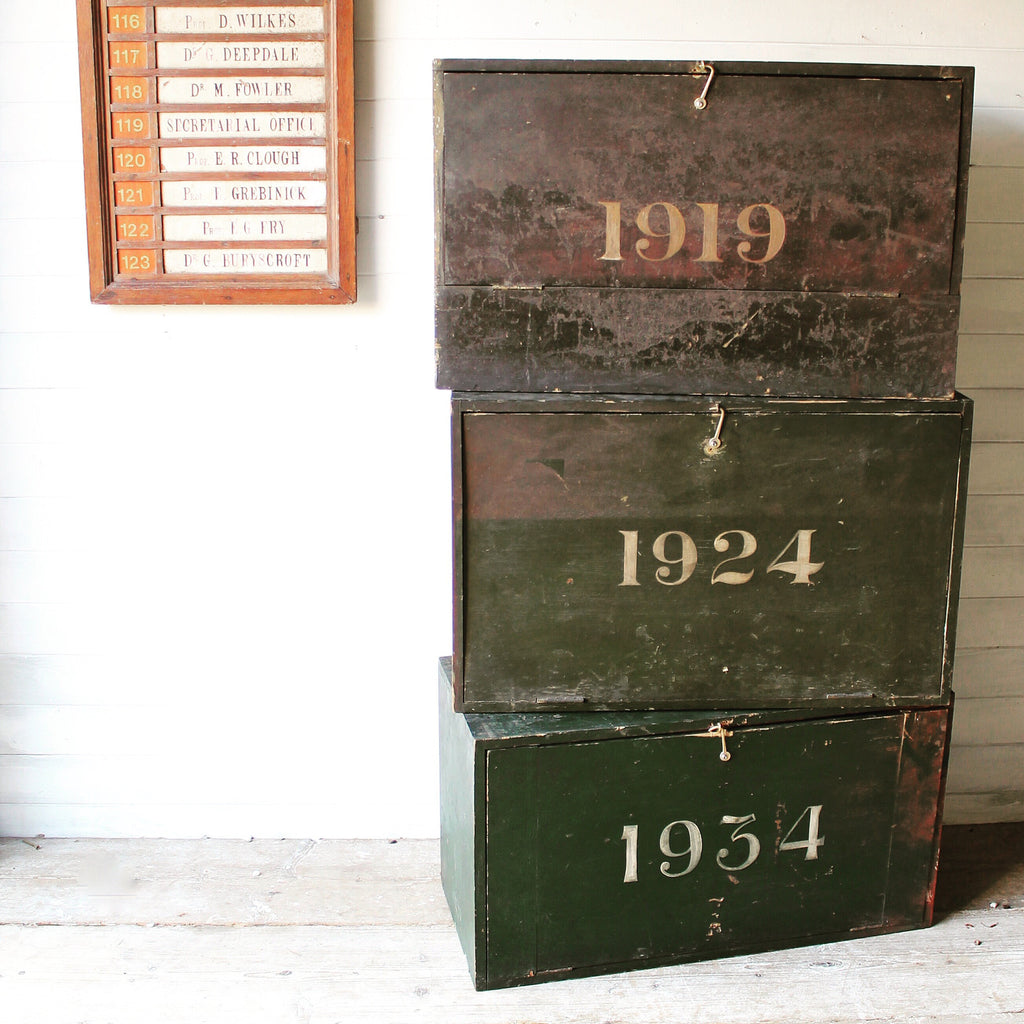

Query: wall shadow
933;822;1024;919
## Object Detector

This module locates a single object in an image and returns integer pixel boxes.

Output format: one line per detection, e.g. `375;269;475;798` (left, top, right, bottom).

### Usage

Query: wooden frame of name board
76;0;355;304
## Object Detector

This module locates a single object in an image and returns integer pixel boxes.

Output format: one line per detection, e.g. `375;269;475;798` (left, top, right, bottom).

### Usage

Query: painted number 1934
620;805;824;884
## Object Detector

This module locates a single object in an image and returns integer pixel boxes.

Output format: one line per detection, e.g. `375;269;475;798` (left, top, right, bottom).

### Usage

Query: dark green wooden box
439;658;952;990
434;60;973;398
453;392;972;712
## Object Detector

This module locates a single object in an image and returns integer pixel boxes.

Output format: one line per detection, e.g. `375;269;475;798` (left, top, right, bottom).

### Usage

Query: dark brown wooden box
435;60;973;397
452;392;972;712
439;658;952;990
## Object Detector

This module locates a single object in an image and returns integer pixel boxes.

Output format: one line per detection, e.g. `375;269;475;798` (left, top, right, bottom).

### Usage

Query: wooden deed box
453;393;972;712
435;60;973;397
439;658;952;990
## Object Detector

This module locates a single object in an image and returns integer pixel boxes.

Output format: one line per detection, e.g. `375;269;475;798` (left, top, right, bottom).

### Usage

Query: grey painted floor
0;825;1021;1023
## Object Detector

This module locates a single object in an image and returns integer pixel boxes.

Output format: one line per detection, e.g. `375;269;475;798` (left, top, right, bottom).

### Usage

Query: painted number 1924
619;528;823;587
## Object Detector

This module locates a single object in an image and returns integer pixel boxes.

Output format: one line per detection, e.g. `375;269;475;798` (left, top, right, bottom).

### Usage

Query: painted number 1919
598;201;786;265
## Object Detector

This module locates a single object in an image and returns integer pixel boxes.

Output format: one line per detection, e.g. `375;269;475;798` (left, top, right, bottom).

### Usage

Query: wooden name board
439;659;951;990
434;60;974;396
76;1;355;303
452;393;972;712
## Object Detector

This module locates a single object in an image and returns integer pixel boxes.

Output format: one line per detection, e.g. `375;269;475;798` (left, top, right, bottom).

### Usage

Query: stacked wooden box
433;59;975;990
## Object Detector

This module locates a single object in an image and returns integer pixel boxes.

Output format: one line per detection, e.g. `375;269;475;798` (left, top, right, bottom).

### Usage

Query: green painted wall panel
437;663;479;977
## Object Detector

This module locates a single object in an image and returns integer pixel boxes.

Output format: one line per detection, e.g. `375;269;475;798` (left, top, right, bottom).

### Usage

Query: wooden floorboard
0;826;1021;1023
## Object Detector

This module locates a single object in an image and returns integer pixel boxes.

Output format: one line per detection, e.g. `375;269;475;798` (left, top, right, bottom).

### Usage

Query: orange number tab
110;77;150;104
108;7;145;33
116;215;155;241
109;42;148;69
117;249;158;277
111;112;153;139
112;146;153;173
115;181;155;207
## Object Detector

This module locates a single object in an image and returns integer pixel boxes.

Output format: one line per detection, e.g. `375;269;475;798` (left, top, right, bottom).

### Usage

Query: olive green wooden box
438;658;952;990
453;392;972;712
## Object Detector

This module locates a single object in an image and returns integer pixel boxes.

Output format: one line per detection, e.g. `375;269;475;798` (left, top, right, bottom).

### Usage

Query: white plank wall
1;0;1023;837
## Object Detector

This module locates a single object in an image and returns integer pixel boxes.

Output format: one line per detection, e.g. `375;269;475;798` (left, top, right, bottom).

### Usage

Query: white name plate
163;213;327;241
159;112;326;138
157;41;325;69
165;249;328;274
158;76;325;104
160;145;327;172
162;180;327;207
155;7;326;34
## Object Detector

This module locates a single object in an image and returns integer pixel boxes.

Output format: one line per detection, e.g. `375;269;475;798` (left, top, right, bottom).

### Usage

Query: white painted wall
1;0;1022;837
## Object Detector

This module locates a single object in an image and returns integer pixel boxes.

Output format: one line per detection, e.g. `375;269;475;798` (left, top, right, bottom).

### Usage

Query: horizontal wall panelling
1;0;1023;836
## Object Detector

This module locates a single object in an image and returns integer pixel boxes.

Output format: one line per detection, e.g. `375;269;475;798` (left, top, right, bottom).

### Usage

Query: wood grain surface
0;831;1020;1022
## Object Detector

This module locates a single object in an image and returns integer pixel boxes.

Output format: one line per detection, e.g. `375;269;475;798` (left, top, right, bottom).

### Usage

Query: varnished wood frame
76;0;355;304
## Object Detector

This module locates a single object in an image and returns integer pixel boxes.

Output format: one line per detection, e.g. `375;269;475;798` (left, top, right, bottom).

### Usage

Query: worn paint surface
434;61;973;396
440;70;963;293
454;394;972;711
437;660;951;991
435;288;959;397
883;706;955;927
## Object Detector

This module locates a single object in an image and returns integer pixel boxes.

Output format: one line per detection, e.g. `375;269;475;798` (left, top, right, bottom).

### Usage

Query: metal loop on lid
693;62;715;110
704;404;727;454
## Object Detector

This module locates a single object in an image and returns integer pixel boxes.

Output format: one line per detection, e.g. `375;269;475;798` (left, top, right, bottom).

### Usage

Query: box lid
439;658;920;744
435;60;974;397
